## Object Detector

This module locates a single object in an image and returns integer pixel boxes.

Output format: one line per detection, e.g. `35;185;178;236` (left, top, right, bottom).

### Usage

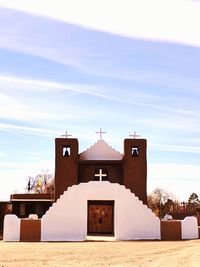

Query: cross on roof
95;169;107;182
61;131;72;138
95;128;106;140
129;131;140;139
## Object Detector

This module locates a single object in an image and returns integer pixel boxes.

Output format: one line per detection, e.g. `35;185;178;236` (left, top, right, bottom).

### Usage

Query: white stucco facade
3;214;20;241
41;181;161;241
181;216;199;239
3;182;199;242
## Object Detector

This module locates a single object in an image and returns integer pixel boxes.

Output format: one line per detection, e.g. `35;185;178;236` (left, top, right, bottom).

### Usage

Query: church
52;129;151;237
3;130;199;241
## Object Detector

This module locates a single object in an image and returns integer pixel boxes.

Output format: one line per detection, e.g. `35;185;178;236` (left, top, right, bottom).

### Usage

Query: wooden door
88;201;114;234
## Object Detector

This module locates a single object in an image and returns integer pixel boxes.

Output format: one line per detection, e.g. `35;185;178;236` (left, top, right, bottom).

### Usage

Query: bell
64;149;69;157
132;148;139;157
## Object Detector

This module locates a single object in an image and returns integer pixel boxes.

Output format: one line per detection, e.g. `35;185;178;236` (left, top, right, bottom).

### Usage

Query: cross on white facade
129;131;140;139
95;128;106;140
61;131;72;138
95;169;107;182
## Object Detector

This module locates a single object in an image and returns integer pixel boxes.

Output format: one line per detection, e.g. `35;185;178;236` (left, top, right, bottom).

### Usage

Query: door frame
87;200;114;235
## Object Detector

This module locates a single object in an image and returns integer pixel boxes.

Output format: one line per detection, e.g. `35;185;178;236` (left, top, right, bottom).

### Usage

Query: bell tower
55;138;79;201
123;138;147;204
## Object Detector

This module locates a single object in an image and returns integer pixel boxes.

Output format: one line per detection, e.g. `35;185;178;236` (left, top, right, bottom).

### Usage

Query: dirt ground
0;239;200;267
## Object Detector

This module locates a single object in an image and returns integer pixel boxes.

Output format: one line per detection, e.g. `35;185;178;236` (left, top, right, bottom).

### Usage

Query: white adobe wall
41;188;87;241
115;190;160;240
181;216;199;239
41;181;161;241
3;214;20;241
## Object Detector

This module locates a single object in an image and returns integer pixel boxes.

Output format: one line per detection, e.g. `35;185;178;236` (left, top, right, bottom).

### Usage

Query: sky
0;0;200;201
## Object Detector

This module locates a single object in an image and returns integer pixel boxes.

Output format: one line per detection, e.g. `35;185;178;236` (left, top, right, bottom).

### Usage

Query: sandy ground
0;239;200;267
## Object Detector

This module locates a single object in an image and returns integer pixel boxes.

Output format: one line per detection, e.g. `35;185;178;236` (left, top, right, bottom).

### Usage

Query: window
63;146;70;157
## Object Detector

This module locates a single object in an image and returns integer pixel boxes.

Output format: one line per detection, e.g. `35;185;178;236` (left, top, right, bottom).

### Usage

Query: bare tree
148;188;178;218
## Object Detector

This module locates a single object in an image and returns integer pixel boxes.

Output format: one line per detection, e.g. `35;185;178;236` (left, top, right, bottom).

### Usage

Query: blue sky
0;0;200;201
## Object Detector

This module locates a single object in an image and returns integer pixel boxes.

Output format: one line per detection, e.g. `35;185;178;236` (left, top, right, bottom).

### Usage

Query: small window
132;147;139;157
63;146;70;157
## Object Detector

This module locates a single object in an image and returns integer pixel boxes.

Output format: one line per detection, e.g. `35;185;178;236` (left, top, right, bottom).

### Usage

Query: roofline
10;199;53;202
77;160;125;163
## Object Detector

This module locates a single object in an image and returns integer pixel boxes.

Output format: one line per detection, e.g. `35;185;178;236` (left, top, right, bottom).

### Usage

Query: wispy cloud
142;116;200;135
0;76;81;122
0;92;18;104
0;160;54;171
1;7;200;88
0;122;60;137
150;143;200;154
0;0;200;47
0;151;8;157
1;74;198;117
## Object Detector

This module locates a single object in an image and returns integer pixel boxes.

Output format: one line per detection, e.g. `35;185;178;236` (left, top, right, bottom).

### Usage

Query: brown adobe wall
55;138;78;200
123;139;147;204
78;161;123;184
20;219;41;242
161;220;181;241
197;216;200;226
11;193;52;200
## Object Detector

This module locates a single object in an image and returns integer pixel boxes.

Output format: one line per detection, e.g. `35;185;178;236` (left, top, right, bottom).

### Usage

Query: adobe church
3;130;198;241
53;130;148;236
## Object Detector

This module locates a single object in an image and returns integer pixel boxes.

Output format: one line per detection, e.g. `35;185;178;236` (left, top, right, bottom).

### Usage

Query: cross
61;131;72;138
95;128;106;140
129;131;140;139
95;169;107;182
